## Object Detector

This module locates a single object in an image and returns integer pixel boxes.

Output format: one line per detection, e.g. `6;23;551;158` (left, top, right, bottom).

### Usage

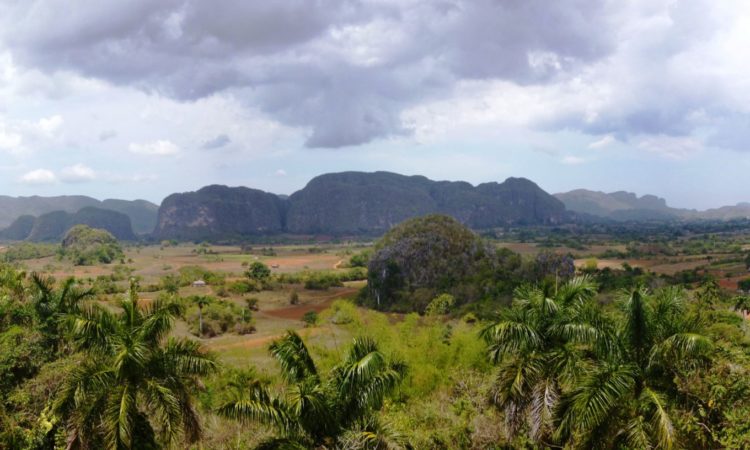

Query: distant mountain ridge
155;171;568;239
0;207;136;242
0;195;158;234
555;189;750;221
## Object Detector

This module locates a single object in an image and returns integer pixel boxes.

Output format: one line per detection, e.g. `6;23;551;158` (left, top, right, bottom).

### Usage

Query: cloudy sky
0;0;749;209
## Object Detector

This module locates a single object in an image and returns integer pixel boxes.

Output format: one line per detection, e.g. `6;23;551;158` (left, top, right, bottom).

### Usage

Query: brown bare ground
208;327;325;351
263;287;360;320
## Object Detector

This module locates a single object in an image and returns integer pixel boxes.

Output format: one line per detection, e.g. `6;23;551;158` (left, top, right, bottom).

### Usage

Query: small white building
192;280;207;287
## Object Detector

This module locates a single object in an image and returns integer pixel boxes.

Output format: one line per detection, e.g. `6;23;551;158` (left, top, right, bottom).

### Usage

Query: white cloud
275;169;287;176
60;163;96;182
37;114;63;136
128;139;180;156
19;168;57;184
0;128;22;153
561;155;587;165
588;135;616;149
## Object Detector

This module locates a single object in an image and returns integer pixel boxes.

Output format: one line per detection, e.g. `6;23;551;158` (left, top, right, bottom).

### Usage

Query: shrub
186;299;245;338
233;322;256;335
245;261;271;282
289;290;300;305
178;266;225;286
324;300;359;325
304;273;343;290
425;293;455;316
245;297;259;311
228;280;260;294
302;311;319;326
349;251;371;268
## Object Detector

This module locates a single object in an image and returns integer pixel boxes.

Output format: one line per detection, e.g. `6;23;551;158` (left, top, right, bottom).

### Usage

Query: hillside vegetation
59;225;124;265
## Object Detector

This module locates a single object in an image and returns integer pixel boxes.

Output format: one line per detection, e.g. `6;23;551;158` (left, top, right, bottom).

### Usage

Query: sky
1;0;750;209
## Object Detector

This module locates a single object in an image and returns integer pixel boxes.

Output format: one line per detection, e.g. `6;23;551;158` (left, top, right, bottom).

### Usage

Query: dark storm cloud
0;0;739;149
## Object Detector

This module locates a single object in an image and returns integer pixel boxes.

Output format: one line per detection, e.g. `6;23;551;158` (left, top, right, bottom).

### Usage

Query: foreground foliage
484;278;715;448
219;331;407;449
55;280;218;449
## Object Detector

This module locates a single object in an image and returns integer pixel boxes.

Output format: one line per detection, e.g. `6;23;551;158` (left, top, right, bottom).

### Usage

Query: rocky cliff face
155;185;286;240
285;172;566;234
285;172;438;234
154;172;567;239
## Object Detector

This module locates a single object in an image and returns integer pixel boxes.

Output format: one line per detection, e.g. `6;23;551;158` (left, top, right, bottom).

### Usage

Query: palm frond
622;287;652;368
161;337;218;376
143;379;182;447
70;304;119;352
490;352;546;438
622;416;653;450
482;315;543;362
217;380;295;434
557;275;598;306
139;298;182;344
648;332;712;371
103;384;136;450
555;363;635;442
529;377;559;442
287;377;333;437
640;387;675;450
270;331;318;382
338;416;408;450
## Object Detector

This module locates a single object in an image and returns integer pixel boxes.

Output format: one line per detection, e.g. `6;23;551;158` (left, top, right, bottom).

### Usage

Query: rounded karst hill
62;225;124;265
365;214;495;312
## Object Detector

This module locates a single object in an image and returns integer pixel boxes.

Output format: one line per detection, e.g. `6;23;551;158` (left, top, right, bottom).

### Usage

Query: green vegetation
59;225;124;265
365;215;496;311
2;224;750;449
185;295;255;337
55;280;217;448
218;331;406;448
0;243;58;263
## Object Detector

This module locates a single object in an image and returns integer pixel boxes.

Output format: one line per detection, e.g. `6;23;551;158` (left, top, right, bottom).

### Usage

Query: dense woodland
1;215;750;449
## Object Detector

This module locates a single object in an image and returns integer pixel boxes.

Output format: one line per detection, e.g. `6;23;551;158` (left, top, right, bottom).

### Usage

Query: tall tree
30;273;94;353
555;286;712;449
219;331;407;449
190;295;213;336
482;276;612;445
54;279;217;449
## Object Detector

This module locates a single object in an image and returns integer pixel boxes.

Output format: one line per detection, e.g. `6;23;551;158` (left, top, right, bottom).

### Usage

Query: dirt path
333;259;345;269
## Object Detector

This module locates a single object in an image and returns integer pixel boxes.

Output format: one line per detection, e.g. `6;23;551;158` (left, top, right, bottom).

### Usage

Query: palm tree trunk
198;306;203;336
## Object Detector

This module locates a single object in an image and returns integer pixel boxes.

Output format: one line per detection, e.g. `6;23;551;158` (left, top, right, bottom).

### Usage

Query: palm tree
218;331;407;449
555;286;712;449
30;273;94;353
190;295;213;336
54;279;218;449
481;276;612;445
